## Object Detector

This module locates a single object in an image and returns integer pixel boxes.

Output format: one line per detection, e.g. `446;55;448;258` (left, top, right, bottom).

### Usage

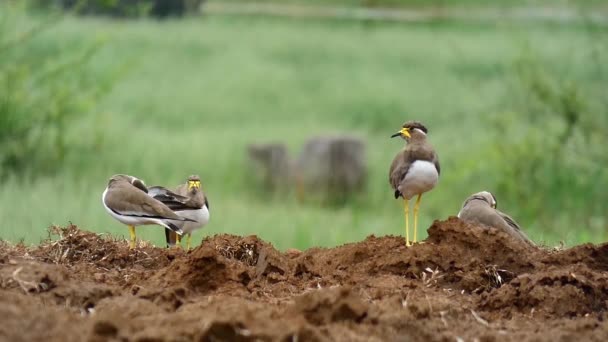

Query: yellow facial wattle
188;180;201;190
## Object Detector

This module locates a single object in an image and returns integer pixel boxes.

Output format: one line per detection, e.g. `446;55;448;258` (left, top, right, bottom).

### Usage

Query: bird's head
463;191;497;209
391;121;428;142
187;175;202;191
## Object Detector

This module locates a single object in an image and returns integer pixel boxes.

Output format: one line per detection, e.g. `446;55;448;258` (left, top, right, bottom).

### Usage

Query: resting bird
149;175;210;250
101;174;194;249
458;191;535;245
389;121;440;246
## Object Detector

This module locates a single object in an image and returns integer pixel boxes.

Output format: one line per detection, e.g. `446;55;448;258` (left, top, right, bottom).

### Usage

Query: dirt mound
1;218;607;341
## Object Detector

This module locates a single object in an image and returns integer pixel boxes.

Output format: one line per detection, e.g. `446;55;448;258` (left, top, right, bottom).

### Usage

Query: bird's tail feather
164;221;184;235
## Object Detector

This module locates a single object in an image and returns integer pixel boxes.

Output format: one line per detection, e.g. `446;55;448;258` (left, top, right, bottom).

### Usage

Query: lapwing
149;175;210;250
101;174;194;249
389;121;440;246
458;191;535;245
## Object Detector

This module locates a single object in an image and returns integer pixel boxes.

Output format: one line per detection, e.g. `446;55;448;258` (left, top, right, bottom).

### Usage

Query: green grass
0;11;606;249
217;0;607;10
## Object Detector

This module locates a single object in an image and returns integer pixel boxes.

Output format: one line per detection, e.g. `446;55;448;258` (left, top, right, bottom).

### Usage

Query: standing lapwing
389;121;440;246
149;175;210;250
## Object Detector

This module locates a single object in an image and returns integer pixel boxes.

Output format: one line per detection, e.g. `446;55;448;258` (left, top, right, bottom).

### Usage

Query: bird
101;174;195;249
389;121;440;246
458;191;535;245
149;175;210;250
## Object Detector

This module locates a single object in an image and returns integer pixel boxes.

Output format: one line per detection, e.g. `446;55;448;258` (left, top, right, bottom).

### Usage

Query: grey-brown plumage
458;191;535;246
147;186;194;211
101;174;195;248
389;121;440;246
173;175;208;209
389;122;440;200
150;175;210;249
103;175;190;227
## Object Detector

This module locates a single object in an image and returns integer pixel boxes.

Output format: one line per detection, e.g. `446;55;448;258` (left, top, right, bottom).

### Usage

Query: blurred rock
247;143;292;193
295;135;366;204
247;136;367;203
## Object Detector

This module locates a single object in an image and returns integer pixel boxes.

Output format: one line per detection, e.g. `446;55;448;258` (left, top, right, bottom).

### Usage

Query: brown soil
1;218;607;341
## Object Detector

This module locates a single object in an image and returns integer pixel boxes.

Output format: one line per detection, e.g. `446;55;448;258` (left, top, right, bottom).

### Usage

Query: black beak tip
390;133;401;138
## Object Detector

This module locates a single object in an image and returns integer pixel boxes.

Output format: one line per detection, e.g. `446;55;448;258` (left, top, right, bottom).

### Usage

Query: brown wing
162;182;191;247
148;185;197;211
105;183;185;220
431;151;441;175
148;186;190;200
497;210;536;245
389;149;412;195
497;210;521;231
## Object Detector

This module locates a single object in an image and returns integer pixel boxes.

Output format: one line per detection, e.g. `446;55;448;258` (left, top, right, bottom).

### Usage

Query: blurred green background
1;0;606;249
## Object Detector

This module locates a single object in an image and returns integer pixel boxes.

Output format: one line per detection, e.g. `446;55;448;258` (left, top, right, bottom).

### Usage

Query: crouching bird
458;191;535;246
389;121;440;246
149;175;210;250
101;174;195;249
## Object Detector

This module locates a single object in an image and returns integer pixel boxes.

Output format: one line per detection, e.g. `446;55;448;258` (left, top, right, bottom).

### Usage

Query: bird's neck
405;138;426;148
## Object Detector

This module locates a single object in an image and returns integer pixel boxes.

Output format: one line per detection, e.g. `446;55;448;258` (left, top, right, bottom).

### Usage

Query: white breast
399;160;439;200
175;205;210;234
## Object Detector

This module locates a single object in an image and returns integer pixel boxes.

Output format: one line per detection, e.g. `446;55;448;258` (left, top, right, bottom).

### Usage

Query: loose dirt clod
0;218;607;341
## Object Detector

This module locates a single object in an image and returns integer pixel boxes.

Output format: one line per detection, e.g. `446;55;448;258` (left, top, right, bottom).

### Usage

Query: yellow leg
404;199;411;246
128;225;136;249
186;233;192;250
413;194;422;243
176;233;182;249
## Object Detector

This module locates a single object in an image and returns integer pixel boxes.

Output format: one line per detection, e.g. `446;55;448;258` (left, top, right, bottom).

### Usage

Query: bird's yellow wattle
188;180;201;190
